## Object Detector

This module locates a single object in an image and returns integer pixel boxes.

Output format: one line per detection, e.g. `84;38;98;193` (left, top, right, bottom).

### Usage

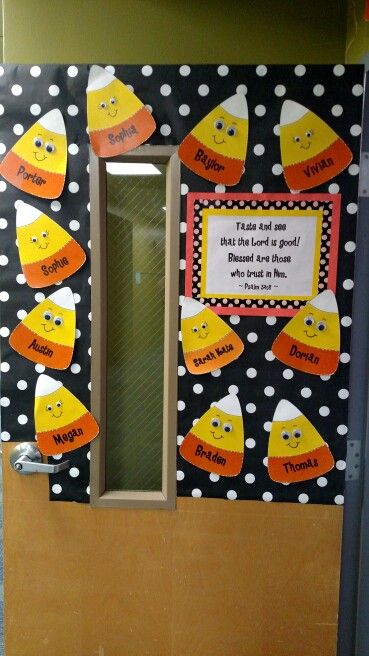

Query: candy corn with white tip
271;290;340;376
280;100;352;191
180;393;244;476
87;64;156;157
16;201;86;288
178;93;248;185
0;109;67;198
267;399;334;483
9;287;76;369
35;374;99;455
181;297;244;374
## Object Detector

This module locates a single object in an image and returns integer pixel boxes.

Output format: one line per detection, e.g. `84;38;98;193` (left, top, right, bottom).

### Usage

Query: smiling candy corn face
87;65;156;157
0;109;67;198
271;290;340;376
180;393;244;476
178;93;248;185
16;201;86;288
35;374;99;455
181;297;244;374
9;287;75;369
280;100;352;191
267;400;334;483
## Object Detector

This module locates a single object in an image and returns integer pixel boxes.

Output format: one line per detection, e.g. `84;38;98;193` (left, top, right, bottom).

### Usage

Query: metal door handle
10;442;70;475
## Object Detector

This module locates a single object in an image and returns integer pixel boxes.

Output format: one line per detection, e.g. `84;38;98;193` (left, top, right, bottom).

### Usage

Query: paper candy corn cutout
16;201;86;288
178;93;248;185
0;109;67;199
181;297;244;374
35;374;99;455
180;393;244;476
280;100;352;191
271;290;340;376
9;287;76;369
87;64;156;157
268;399;334;483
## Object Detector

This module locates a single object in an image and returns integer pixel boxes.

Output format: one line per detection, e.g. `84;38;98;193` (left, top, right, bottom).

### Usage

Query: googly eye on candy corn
178;93;248;186
87;64;156;157
9;287;76;370
180;393;244;477
280;100;352;191
16;201;86;288
34;374;99;455
0;109;67;198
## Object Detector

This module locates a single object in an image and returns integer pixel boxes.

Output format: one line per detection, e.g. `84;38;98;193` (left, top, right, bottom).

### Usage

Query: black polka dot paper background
0;64;364;505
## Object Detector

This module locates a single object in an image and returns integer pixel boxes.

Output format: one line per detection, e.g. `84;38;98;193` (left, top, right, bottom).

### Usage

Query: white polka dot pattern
175;64;362;505
0;63;362;506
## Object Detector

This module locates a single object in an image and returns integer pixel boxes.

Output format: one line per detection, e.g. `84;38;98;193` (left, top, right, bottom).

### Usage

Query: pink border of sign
184;192;341;317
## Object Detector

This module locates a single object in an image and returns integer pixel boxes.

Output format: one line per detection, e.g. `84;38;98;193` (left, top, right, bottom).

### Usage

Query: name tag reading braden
180;393;245;477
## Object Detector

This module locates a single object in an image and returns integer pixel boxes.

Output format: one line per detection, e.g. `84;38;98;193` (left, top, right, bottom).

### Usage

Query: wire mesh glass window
106;164;166;491
90;148;179;509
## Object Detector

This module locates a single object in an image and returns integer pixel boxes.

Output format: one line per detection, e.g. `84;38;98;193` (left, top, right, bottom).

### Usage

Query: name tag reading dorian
185;193;341;316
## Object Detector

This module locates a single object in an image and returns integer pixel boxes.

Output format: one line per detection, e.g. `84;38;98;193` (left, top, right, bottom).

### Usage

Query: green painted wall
4;0;347;63
346;0;369;64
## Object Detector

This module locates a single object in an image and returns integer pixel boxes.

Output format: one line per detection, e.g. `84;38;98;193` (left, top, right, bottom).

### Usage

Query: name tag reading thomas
267;399;334;483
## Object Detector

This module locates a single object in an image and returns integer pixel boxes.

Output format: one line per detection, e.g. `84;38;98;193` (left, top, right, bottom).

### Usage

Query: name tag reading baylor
267;400;334;484
86;65;156;158
181;297;244;374
16;201;86;288
9;287;76;370
34;374;99;456
178;92;249;186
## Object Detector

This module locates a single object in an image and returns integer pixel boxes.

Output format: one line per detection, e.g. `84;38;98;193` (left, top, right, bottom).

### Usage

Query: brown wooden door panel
3;443;341;656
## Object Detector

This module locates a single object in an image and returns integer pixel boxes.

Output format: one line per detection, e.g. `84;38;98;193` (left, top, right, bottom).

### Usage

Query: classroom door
2;447;342;656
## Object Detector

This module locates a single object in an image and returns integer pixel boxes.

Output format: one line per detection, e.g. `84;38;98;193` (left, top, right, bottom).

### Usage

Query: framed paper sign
185;193;340;316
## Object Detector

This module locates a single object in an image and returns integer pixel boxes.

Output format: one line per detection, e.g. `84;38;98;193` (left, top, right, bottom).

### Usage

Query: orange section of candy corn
37;411;100;455
179;432;243;477
268;444;335;483
0;149;65;199
283;138;352;191
272;330;339;375
22;238;86;288
9;321;73;369
89;105;156;158
178;132;244;185
184;330;244;375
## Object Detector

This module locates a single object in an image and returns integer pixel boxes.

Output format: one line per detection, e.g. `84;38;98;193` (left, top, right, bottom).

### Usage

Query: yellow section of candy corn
11;109;67;174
